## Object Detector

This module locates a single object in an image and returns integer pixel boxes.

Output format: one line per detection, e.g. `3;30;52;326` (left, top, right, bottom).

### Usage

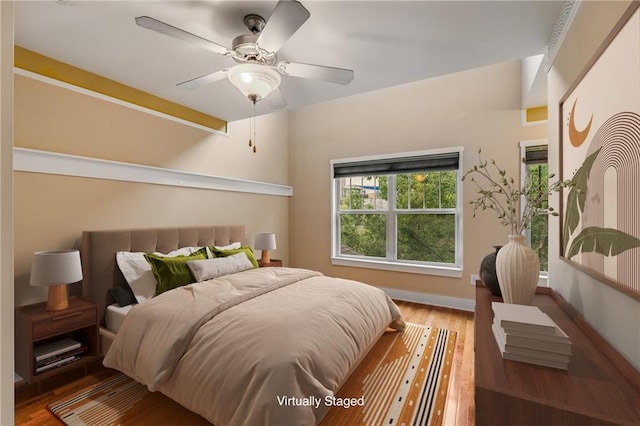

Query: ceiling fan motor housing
231;33;277;65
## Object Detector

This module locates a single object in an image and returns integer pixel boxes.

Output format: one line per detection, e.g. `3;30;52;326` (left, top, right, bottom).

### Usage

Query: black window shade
524;145;548;165
333;152;460;178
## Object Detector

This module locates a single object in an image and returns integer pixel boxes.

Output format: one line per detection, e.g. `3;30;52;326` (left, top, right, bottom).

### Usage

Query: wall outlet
470;274;479;286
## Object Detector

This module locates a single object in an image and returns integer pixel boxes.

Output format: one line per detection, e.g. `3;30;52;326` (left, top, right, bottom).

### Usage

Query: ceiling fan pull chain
248;102;254;149
252;101;257;153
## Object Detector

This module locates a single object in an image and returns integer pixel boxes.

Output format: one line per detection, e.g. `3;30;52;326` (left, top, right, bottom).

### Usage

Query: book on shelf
492;320;571;354
35;355;80;374
499;322;570;344
492;323;571;362
492;302;562;336
33;338;81;362
492;322;569;370
34;346;86;368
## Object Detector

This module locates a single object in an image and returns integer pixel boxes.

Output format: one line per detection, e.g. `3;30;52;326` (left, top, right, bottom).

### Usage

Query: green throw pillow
210;246;259;269
145;248;208;295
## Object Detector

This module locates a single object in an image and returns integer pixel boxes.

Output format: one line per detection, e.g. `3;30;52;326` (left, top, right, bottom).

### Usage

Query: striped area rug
48;374;149;425
321;323;457;426
48;323;455;426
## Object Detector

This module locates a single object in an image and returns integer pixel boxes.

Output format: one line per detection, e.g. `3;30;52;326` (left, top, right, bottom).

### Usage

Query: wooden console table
475;284;640;425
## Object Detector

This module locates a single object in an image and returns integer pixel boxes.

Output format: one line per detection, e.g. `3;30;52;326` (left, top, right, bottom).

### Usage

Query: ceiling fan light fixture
227;63;281;102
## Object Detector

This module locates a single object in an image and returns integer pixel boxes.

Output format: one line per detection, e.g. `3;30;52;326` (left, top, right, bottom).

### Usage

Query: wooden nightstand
15;296;99;387
258;259;283;267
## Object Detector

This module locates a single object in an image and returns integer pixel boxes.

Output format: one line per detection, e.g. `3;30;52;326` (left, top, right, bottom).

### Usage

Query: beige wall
1;1;14;423
14;74;290;307
547;0;639;369
289;60;546;301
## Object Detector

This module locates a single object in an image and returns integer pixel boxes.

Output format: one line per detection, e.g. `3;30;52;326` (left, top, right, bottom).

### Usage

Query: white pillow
187;252;254;282
116;247;203;299
214;241;242;250
206;242;242;258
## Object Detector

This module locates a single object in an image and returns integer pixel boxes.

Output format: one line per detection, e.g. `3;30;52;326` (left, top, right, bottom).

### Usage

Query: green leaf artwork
563;147;640;262
562;148;601;254
567;227;640;259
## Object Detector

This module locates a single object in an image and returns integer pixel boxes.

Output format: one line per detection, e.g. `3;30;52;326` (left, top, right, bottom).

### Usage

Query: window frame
519;140;549;285
330;148;464;277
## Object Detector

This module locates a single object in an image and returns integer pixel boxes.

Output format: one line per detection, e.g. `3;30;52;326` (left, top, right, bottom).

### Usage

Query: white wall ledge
14;148;293;197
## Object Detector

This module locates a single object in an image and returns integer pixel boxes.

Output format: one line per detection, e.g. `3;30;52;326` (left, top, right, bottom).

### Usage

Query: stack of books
33;337;85;374
491;302;571;370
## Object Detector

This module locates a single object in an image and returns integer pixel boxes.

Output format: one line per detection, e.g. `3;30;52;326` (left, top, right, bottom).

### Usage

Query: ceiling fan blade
256;1;310;53
267;88;288;110
135;16;231;56
278;62;354;85
177;69;229;90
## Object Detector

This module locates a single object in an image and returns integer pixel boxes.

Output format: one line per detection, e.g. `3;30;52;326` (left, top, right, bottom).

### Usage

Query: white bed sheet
105;303;134;333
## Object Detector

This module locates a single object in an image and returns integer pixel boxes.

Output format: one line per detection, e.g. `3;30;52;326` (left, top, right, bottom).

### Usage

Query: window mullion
438;171;442;208
334;179;341;257
407;174;411;209
373;176;378;208
423;174;426;209
388;174;397;261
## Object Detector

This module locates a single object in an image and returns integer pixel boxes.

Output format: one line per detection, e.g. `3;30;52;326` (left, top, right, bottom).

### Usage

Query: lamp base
260;250;271;265
47;284;69;311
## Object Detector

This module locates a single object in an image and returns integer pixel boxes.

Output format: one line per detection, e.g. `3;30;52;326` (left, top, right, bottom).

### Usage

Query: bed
81;225;405;425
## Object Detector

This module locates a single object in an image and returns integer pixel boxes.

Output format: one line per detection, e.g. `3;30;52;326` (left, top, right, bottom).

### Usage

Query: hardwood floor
15;301;475;425
396;301;476;426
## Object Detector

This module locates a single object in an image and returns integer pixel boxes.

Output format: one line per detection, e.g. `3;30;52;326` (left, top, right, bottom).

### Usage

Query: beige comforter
103;267;404;426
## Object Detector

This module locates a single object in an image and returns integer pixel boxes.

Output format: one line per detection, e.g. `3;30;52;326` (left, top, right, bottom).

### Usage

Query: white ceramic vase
495;234;540;305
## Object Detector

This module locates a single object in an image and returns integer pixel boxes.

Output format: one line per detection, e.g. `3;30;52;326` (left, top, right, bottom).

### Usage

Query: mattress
105;303;134;333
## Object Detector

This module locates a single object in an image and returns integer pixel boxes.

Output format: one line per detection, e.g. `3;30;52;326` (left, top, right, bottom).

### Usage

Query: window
521;142;549;273
331;149;463;277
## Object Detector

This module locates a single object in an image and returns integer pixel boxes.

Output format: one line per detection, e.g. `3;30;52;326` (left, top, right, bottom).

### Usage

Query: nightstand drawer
33;309;95;340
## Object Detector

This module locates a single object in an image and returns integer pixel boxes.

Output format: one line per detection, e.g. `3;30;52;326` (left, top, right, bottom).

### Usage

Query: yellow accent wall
15;46;227;133
526;106;548;122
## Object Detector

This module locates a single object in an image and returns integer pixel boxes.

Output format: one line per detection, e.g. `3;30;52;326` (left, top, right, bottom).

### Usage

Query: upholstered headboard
81;225;247;323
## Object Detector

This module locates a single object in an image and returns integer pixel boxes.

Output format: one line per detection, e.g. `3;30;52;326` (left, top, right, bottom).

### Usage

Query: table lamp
30;249;83;311
254;233;277;264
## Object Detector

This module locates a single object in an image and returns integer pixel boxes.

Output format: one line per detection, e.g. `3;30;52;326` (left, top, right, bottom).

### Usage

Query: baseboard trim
381;287;474;312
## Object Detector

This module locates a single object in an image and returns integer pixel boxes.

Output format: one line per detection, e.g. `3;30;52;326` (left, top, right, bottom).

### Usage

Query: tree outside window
521;143;550;273
526;163;550;272
337;170;458;267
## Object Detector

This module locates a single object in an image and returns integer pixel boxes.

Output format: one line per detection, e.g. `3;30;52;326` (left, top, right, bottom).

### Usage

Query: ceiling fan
135;0;354;105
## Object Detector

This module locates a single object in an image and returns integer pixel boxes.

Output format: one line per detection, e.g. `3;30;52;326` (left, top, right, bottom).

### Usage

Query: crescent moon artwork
568;98;593;147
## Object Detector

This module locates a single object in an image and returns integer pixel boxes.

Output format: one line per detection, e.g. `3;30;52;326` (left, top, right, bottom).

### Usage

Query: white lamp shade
30;249;83;287
254;233;277;251
227;63;281;101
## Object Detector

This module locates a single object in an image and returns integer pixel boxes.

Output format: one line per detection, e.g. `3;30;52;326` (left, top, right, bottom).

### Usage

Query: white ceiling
14;1;564;122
